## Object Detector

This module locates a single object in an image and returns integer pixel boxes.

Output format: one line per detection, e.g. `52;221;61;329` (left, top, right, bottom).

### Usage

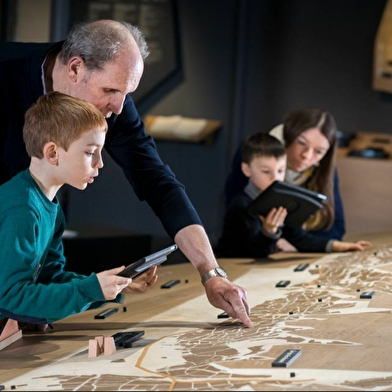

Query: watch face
216;267;227;277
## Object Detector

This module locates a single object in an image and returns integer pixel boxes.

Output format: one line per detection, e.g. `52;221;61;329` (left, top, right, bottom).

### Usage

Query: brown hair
23;91;107;159
283;108;337;231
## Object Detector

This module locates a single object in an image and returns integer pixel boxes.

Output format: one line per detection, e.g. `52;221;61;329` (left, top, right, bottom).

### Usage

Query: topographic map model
5;246;392;391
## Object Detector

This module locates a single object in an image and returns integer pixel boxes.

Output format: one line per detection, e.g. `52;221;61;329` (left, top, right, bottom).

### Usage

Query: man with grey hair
0;19;252;328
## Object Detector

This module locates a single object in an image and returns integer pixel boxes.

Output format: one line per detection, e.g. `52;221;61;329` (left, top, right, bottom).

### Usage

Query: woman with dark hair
224;108;345;241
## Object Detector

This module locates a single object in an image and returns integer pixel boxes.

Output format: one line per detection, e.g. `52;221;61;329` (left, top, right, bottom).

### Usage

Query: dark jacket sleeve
105;96;202;239
281;225;330;252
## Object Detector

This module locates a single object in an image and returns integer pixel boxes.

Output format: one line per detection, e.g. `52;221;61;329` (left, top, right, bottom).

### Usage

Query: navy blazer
0;41;202;238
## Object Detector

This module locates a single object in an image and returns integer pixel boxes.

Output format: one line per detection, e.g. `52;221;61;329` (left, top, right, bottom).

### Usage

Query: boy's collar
244;181;261;200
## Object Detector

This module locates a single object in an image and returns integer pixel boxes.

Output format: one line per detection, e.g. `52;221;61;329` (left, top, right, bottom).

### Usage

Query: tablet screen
247;181;327;226
118;244;178;278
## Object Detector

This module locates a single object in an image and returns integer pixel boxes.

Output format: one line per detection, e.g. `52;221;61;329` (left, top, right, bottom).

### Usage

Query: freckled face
241;155;287;192
57;129;106;190
285;127;330;172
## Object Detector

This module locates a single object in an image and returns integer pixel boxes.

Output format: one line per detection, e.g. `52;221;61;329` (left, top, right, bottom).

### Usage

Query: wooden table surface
1;231;392;391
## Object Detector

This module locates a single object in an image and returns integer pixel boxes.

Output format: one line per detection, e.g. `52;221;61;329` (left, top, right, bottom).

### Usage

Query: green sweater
0;169;105;323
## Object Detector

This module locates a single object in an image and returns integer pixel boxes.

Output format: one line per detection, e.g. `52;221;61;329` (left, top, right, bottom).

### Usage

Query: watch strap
201;267;228;285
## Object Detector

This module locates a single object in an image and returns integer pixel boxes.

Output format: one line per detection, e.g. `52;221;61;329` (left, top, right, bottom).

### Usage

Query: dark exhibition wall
12;0;391;245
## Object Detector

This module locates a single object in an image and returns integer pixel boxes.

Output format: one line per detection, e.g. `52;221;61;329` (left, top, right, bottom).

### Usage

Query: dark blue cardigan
0;41;202;239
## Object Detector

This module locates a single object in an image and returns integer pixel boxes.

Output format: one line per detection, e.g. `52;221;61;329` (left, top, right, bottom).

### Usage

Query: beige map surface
4;247;392;391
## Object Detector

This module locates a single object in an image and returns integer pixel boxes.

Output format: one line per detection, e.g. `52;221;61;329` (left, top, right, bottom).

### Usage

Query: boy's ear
241;162;251;178
43;142;59;166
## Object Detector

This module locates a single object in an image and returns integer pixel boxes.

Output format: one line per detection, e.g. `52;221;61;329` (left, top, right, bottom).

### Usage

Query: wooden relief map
3;245;392;391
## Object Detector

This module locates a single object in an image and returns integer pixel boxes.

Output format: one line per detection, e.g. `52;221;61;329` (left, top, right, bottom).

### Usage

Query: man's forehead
91;55;143;92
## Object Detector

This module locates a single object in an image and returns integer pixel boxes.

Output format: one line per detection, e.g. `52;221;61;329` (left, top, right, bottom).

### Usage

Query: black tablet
247;180;327;227
117;244;178;279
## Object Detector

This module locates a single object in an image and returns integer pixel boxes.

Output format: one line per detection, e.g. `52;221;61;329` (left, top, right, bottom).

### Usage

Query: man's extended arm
174;224;253;327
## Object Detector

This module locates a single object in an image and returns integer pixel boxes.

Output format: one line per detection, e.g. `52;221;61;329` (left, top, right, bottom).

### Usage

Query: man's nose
109;95;126;115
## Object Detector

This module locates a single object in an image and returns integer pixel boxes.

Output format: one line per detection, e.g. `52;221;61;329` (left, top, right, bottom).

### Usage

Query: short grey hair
59;20;150;70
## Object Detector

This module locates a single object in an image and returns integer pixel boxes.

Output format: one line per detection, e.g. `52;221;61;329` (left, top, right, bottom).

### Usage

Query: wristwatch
201;267;228;285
